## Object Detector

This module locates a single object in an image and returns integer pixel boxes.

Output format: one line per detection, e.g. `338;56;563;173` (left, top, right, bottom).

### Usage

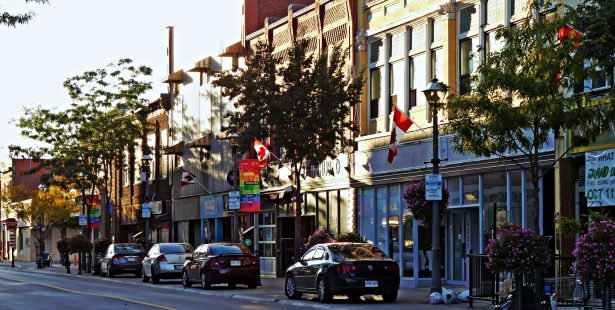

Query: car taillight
157;254;167;263
139;255;145;261
384;262;399;273
250;256;258;265
208;257;219;268
112;255;126;264
336;263;356;273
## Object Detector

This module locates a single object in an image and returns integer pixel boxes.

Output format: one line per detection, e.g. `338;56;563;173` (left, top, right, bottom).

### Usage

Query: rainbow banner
239;159;261;212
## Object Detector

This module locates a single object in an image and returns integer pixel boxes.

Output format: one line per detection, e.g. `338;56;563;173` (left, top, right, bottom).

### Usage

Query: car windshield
160;244;192;254
114;244;143;254
209;244;251;255
329;244;389;261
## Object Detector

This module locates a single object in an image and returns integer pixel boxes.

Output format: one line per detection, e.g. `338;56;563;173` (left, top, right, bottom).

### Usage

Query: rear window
114;244;143;254
160;244;192;254
209;244;251;255
329;244;389;261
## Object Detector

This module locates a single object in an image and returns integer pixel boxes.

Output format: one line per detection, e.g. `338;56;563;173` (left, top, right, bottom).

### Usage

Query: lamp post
140;154;153;247
227;132;240;244
0;167;11;261
422;77;448;294
37;183;48;269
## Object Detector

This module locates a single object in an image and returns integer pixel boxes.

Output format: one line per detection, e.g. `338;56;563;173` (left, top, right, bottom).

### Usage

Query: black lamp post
422;77;448;294
227;132;240;244
140;154;153;246
37;183;48;269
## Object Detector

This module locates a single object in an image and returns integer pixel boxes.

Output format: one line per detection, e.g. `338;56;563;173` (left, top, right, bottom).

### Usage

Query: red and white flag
181;167;197;187
253;139;270;168
387;107;414;164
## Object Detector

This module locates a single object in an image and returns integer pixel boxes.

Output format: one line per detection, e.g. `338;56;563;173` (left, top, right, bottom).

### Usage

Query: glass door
449;210;466;281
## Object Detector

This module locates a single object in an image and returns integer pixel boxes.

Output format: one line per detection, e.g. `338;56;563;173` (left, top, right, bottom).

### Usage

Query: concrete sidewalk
4;260;495;309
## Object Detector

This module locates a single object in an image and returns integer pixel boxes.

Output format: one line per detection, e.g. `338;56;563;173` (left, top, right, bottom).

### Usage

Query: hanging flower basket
403;182;448;227
573;219;615;283
485;224;550;274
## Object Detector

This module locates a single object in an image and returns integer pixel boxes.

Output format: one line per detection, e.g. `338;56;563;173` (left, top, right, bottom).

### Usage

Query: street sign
228;191;240;210
9;231;16;247
425;174;443;201
142;203;151;218
5;218;17;231
79;214;87;226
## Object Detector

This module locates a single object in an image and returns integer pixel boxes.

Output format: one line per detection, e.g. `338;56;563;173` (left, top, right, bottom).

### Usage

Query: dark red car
181;243;259;289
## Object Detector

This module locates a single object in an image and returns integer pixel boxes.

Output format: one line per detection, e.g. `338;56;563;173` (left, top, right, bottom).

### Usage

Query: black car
99;243;145;278
284;242;400;303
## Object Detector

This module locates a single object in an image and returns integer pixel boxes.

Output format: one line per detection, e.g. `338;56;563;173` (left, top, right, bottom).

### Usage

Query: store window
376;187;388;255
482;172;507;247
361;188;376;243
524;171;537;230
463;175;480;205
402;205;414;277
258;211;276;258
389;185;400;261
510;171;522;225
448;177;461;206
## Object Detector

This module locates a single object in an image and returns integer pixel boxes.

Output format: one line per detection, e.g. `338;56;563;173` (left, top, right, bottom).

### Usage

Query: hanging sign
425;174;443;201
585;148;615;207
239;159;260;212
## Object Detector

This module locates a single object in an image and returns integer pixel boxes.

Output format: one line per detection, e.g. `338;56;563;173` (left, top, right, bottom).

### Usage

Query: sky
0;0;243;163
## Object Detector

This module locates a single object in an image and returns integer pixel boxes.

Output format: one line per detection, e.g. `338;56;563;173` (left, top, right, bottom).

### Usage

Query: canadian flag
253;139;270;168
387;107;414;164
181;167;197;187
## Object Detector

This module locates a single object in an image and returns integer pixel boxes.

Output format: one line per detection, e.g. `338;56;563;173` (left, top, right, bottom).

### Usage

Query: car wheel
200;271;211;289
182;270;192;288
228;282;236;289
348;294;362;302
285;276;302;300
382;291;398;303
142;268;149;282
247;279;258;289
135;271;142;278
317;276;332;303
151;268;160;284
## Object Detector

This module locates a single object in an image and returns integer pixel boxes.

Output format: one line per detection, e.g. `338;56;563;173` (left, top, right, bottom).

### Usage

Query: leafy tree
446;0;615;304
1;0;48;27
11;59;153;242
568;0;615;73
215;40;362;255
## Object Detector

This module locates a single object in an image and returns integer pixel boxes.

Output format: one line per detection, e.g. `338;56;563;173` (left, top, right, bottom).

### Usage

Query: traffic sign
79;214;87;226
425;174;443;201
9;231;16;247
5;218;17;231
142;203;151;218
228;191;240;210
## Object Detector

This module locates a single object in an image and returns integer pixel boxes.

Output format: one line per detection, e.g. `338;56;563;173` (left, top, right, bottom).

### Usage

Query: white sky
0;0;242;162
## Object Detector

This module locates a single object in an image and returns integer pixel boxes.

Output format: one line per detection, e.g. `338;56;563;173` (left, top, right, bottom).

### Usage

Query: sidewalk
5;261;495;309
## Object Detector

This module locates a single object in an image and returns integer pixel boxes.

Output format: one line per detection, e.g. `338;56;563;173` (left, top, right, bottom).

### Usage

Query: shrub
573;219;615;283
68;234;92;254
403;182;448;228
57;239;70;255
556;217;582;235
486;224;550;274
93;239;110;254
306;228;335;249
337;231;366;243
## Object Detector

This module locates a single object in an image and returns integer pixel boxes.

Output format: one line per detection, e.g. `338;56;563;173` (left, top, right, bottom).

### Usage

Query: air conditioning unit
150;201;163;215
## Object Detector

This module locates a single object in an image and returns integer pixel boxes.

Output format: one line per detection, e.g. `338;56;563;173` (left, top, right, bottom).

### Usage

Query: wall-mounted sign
585;148;615;206
239;159;260;212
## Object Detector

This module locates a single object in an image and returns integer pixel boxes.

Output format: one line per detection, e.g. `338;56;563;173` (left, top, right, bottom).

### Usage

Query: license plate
230;260;241;267
127;257;136;262
174;265;182;270
365;280;378;287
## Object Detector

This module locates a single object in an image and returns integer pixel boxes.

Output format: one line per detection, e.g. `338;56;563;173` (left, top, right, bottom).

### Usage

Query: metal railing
468;252;500;307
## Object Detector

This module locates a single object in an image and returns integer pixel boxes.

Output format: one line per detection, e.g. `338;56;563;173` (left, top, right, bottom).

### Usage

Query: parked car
182;243;259;289
141;243;193;284
99;243;145;278
284;242;400;303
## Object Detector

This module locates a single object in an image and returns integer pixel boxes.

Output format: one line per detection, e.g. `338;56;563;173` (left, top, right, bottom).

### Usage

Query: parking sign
425;174;442;201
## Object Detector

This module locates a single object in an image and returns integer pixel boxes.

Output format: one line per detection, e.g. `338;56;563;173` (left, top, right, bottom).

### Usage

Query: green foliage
568;0;615;72
556;217;583;235
57;238;69;255
1;0;48;27
93;239;111;254
68;234;92;254
337;231;366;243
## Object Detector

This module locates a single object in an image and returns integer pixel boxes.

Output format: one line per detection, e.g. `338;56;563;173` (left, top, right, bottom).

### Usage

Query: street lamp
227;132;240;244
37;183;48;269
422;77;448;294
140;154;153;247
0;167;12;261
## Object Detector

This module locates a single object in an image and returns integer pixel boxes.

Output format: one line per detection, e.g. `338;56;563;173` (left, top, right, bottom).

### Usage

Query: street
0;262;494;310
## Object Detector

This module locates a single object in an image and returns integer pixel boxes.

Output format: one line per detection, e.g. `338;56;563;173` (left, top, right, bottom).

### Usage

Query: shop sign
585;148;615;206
425;174;442;201
239;159;260;212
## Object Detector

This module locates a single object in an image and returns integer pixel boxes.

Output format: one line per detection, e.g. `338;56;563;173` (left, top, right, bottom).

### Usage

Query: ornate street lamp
422;77;448;294
226;132;240;244
140;154;153;246
37;183;48;269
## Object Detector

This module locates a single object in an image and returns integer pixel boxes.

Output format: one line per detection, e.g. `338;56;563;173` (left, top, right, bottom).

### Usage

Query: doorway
448;210;466;283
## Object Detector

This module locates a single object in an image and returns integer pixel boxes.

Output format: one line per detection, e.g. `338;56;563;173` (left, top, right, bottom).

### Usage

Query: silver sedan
142;243;193;284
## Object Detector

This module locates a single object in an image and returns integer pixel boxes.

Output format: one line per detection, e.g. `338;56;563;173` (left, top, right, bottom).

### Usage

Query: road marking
0;275;176;310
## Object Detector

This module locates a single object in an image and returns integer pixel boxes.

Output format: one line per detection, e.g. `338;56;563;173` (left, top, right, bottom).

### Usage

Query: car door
101;245;113;272
295;248;316;289
143;245;158;276
187;245;202;281
304;247;326;289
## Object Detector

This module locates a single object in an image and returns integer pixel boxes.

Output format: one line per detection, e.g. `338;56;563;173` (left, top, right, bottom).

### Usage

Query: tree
446;1;615;305
11;59;153;242
1;0;48;27
215;40;362;255
568;0;615;72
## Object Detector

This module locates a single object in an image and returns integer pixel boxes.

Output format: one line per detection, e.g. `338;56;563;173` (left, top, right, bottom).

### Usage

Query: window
360;188;376;243
370;68;383;119
370;40;383;64
411;24;426;51
482;172;508;248
583;60;612;91
313;248;325;260
409;58;416;108
460;39;473;94
486;0;504;25
411;54;427;107
302;248;316;261
430;19;442;44
258;210;276;258
402;206;414;277
376;187;388;255
431;49;443;80
389;33;405;59
463;175;479;205
210;244;251;255
524;171;536;230
510;171;522;225
459;6;478;34
448;177;461;206
390;61;405;111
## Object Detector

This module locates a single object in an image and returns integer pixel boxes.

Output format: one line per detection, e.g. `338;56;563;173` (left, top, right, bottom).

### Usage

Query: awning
187;56;220;73
186;134;212;149
219;41;246;57
260;185;294;200
162;69;184;83
164;141;184;155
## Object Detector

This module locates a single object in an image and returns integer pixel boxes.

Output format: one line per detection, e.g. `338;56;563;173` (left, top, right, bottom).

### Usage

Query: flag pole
193;177;213;195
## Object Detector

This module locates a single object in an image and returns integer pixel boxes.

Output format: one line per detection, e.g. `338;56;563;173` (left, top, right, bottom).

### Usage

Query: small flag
181;167;196;186
388;107;414;164
253;139;270;168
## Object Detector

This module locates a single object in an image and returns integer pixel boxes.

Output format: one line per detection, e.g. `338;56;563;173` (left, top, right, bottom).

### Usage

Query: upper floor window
460;39;474;95
389;33;405;59
370;68;382;119
370;40;383;64
390;61;405;110
486;0;504;26
459;6;478;35
583;60;612;92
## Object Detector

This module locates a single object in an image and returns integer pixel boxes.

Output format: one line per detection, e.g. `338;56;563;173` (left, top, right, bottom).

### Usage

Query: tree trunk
532;148;545;309
294;162;303;257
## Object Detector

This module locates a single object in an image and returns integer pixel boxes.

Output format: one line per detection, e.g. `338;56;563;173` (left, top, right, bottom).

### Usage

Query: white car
142;243;193;284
